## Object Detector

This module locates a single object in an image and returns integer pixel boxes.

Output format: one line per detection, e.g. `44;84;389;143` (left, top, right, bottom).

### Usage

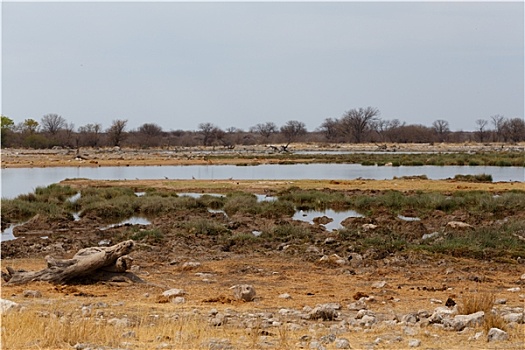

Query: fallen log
3;240;137;285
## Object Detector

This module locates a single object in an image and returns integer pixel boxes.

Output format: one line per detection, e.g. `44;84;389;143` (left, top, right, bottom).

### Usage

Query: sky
1;1;523;132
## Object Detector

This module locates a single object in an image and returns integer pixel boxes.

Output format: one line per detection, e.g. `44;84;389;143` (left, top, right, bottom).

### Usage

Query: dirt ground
1;144;525;349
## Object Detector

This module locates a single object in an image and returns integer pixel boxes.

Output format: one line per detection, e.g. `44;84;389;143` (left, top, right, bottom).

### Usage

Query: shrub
184;218;229;236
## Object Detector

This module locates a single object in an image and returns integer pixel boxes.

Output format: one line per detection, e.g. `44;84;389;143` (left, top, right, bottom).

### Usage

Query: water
293;209;364;231
1;164;523;199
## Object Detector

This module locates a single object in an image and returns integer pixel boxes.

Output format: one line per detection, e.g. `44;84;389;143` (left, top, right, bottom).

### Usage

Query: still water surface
1;164;523;199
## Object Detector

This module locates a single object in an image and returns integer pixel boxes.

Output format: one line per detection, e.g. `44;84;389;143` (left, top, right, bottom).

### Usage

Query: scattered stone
171;297;186;304
494;298;507;305
446;221;473;229
502;313;523;324
279;293;292;299
520;273;525;280
319;254;347;266
23;290;42;298
182;261;201;270
506;287;520;292
319;333;336;344
430;298;442;304
309;303;340;321
230;284;256;302
362;224;378;231
408;339;421;347
107;317;129;327
450;311;484;331
487;328;509;342
372;281;387;289
0;299;19;314
334;338;351;349
161;288;186;301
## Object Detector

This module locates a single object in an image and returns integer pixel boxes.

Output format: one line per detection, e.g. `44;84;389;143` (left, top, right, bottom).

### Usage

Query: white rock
362;223;378;230
162;288;186;298
334;338;351;349
230;284;256;302
450;311;484;331
372;281;387;289
182;261;201;269
520;273;525;280
279;293;292;299
0;299;19;314
408;339;421;347
507;287;521;292
446;221;473;229
487;328;509;342
502;313;524;324
171;297;185;304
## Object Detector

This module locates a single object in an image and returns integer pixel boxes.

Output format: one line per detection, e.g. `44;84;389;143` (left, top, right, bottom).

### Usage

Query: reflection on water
100;217;152;230
293;209;364;231
397;215;421;221
2;164;522;199
1;224;18;241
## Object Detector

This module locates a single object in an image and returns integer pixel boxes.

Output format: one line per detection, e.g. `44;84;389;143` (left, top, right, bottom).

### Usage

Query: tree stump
3;240;138;285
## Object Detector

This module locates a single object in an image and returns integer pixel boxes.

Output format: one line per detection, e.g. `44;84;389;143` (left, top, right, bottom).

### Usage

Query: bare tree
475;119;489;142
137;123;163;147
41;114;66;135
198;122;223;146
339;107;380;143
250;122;278;142
78;123;102;147
490;115;505;142
318;118;340;142
502;118;525;142
107;119;128;147
432;119;450;142
280;120;307;149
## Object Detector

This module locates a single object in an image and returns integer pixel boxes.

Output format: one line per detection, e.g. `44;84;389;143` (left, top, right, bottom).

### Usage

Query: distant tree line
1;108;524;149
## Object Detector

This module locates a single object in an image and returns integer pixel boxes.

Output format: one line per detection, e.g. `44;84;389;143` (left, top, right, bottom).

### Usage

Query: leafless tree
250;122;278;142
318;118;340;142
107;119;128;147
78;123;102;147
490;115;505;142
339;107;379;143
41;114;66;135
198;122;223;146
475;119;489;142
137;123;163;147
432;119;450;142
502;118;525;142
280;120;307;149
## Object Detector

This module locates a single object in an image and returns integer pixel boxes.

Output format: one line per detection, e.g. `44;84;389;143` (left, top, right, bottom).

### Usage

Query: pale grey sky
1;2;523;132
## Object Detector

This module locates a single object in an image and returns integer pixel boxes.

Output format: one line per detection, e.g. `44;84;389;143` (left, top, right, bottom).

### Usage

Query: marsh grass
183;218;230;236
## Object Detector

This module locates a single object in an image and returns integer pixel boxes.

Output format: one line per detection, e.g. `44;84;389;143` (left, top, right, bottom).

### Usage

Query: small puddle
293;209;364;231
1;224;18;241
67;192;81;202
100;217;152;230
397;215;421;221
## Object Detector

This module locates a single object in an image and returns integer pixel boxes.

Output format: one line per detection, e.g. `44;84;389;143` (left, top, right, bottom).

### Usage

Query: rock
319;254;347;266
450;311;484;331
182;261;201;269
0;299;19;314
319;333;336;344
503;313;523;324
347;253;363;267
323;237;337;244
230;284;256;302
334;338;351;349
279;293;292;299
309;303;340;321
372;281;387;289
430;298;442;304
362;223;378;231
445;297;456;307
23;290;42;298
347;300;367;311
506;287;520;292
408;339;421;347
521;273;525;280
402;313;418;324
171;297;185;304
314;216;333;225
162;288;186;299
107;317;129;327
494;298;507;305
487;328;509;342
429;306;457;324
360;314;377;326
446;221;473;229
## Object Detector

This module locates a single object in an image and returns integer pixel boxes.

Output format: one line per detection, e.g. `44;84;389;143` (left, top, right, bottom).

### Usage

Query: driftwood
3;240;138;285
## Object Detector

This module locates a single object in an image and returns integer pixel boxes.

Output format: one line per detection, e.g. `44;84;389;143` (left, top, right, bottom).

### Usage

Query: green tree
1;115;15;147
21;119;39;134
